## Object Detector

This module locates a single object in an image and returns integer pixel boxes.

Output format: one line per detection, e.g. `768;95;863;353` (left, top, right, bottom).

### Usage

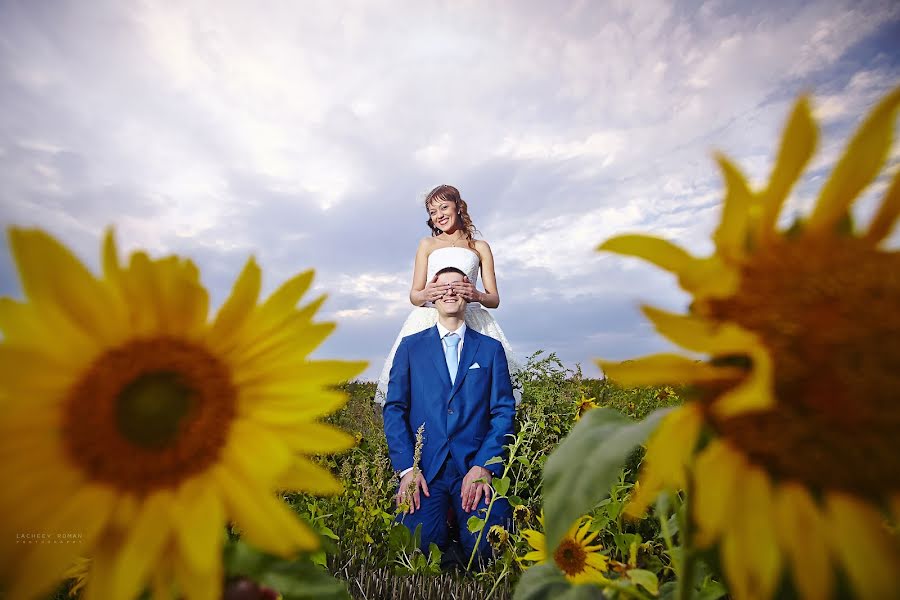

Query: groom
383;266;515;564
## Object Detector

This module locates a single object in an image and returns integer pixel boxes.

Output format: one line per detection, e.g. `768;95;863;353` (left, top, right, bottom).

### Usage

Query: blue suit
383;325;516;561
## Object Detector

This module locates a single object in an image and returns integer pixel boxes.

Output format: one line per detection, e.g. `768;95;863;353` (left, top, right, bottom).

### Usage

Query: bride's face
428;199;459;232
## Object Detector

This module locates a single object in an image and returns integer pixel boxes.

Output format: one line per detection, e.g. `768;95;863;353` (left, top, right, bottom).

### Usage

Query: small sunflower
487;524;509;548
513;504;532;524
0;229;365;599
521;514;609;584
600;88;900;599
574;393;599;421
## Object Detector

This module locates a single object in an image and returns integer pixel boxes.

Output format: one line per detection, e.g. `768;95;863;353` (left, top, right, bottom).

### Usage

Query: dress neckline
427;245;481;263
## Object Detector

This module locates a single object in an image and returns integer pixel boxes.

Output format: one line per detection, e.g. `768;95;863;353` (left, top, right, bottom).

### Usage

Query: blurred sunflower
574;394;598;421
599;88;900;600
520;514;609;584
0;229;365;600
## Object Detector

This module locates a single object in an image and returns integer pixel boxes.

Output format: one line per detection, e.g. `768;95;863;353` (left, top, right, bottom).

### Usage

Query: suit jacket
383;325;516;483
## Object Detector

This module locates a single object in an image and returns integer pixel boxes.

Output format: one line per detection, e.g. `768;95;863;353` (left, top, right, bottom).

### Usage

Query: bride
375;184;522;405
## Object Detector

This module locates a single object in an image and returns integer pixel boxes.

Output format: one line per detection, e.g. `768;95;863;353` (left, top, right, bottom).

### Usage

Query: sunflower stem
677;481;696;600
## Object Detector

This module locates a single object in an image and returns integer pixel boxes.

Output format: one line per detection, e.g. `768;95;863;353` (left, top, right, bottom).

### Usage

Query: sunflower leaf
542;407;671;551
512;563;605;600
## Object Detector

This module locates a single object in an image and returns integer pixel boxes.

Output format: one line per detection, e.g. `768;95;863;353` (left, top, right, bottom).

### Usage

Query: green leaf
388;523;411;552
223;540;275;578
467;515;485;533
627;569;659;595
543;407;670;551
319;526;339;541
494;476;511;497
485;456;505;466
517;455;532;467
428;542;442;565
509;495;524;507
512;563;606;600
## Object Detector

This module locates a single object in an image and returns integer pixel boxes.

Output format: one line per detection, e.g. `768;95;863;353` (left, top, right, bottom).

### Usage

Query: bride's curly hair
424;184;479;249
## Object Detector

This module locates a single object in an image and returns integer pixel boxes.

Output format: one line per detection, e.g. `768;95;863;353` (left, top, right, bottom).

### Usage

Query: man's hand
396;469;430;514
461;465;492;512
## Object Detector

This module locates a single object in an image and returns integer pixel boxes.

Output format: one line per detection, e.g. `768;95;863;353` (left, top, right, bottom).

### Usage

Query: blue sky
1;0;898;381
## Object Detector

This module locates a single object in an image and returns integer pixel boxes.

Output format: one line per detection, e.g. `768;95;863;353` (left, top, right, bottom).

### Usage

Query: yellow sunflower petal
0;298;95;366
224;420;293;483
172;548;222;600
213;465;319;555
758;95;818;243
8;228;126;345
826;492;900;600
172;476;225;574
774;483;832;600
207;257;262;349
598;353;743;387
808;86;900;235
599;234;697;276
521;550;545;563
267;422;357;454
230;322;336;374
277;457;345;495
721;465;781;600
253;269;315;330
521;529;546;555
5;483;114;600
641;306;759;355
109;491;174;600
865;167;900;243
625;404;702;518
711;341;775;416
713;153;754;260
693;441;744;548
83;538;120;600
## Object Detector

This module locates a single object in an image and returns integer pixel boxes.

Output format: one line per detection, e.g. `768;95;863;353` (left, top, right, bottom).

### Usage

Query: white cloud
1;0;898;380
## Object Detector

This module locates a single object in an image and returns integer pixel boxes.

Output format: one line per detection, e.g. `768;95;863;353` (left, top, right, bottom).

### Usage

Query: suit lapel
449;328;480;399
425;326;452;388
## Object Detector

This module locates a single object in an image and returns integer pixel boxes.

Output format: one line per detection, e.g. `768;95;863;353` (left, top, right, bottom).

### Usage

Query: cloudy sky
1;0;898;382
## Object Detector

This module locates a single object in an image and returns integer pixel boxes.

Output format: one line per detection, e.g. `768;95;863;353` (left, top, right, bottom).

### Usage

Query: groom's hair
435;266;466;278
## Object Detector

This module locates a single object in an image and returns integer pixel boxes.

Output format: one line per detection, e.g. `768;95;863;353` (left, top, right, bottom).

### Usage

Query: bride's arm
409;239;448;306
472;241;500;309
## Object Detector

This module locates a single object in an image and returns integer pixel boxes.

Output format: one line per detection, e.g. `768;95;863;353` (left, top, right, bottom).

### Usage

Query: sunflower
487;524;509;548
0;229;365;600
520;514;609;584
599;88;900;600
513;504;532;524
574;393;599;421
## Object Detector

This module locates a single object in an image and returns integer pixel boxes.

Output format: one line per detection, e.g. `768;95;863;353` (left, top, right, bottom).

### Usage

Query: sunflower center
704;236;900;494
64;338;237;495
554;538;587;576
116;372;193;448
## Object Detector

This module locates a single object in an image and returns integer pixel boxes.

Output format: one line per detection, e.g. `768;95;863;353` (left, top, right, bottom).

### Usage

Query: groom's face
435;271;466;318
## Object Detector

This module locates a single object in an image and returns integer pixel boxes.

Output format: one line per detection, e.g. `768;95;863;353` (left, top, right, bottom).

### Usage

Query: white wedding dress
375;246;523;405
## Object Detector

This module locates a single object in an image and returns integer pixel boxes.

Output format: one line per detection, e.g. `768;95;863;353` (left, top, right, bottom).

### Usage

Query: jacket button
448;408;453;414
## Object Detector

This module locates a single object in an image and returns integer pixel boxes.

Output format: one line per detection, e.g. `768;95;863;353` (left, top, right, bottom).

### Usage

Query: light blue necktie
444;333;460;384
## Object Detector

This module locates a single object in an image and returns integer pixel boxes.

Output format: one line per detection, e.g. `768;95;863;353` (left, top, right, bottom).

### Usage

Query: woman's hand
423;274;451;303
450;276;481;303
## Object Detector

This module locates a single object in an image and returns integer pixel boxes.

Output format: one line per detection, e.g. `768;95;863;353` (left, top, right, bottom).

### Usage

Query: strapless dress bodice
426;246;480;285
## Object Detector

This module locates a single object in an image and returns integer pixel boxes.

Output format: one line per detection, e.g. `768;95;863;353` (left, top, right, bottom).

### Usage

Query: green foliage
542;407;670;551
223;539;349;600
53;357;702;600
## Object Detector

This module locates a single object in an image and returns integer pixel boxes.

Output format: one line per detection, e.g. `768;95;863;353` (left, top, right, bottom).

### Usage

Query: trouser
397;458;511;565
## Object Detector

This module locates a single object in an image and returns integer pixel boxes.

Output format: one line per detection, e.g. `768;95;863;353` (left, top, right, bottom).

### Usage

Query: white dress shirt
436;321;467;362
